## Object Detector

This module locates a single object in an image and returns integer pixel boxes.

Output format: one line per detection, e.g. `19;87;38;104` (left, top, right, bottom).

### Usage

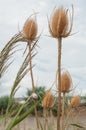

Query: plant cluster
0;5;85;130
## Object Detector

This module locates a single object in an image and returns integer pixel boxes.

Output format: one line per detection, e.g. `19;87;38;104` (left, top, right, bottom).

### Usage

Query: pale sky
0;0;86;97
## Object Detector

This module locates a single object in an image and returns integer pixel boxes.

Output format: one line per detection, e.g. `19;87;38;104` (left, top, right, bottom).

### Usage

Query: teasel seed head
48;5;74;38
42;91;54;109
61;71;72;93
23;17;38;41
31;92;38;100
70;96;80;108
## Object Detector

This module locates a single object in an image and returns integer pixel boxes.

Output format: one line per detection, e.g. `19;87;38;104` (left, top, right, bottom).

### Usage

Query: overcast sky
0;0;86;97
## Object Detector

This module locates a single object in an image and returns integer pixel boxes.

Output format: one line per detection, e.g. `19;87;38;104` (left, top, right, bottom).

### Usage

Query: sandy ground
0;107;86;130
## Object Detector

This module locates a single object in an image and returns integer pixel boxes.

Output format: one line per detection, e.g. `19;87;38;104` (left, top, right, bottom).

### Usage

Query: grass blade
70;123;85;130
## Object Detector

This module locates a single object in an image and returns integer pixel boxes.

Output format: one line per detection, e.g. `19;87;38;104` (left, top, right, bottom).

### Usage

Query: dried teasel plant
70;96;81;108
64;96;81;129
61;71;72;130
22;15;38;92
48;5;74;38
23;16;38;41
42;91;54;109
61;71;72;93
48;5;74;130
42;91;54;130
22;14;40;129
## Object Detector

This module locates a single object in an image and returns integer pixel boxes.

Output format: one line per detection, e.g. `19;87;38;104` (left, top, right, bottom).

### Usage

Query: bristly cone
23;18;38;41
42;91;54;109
70;96;81;108
61;71;72;93
48;5;74;38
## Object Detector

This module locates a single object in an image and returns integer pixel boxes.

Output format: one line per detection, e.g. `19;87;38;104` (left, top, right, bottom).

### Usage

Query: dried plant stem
62;93;65;130
28;43;39;129
50;109;54;127
43;108;47;130
57;37;62;130
29;43;35;92
64;108;74;129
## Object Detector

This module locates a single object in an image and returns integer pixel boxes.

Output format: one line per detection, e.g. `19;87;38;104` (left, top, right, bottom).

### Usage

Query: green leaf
70;123;85;130
6;99;41;130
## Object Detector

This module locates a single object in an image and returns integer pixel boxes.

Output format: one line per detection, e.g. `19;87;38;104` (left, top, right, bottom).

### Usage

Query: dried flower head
23;18;37;41
48;5;74;38
70;96;80;108
61;71;72;93
31;92;38;100
42;91;54;109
